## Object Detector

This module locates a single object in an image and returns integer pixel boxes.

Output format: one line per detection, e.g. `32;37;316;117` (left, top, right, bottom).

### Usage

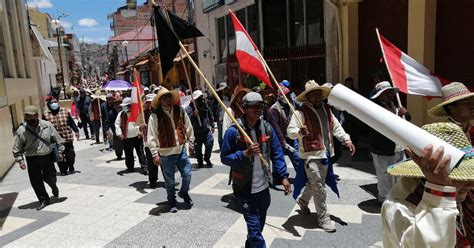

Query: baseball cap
243;92;264;106
120;97;132;106
24;105;38;115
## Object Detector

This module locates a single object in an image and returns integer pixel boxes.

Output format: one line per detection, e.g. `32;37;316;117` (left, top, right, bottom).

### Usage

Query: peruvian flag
229;10;272;88
377;29;448;97
129;69;143;122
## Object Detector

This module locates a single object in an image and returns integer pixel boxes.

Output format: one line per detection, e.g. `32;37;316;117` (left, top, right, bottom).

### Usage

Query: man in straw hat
221;92;291;248
223;85;252;139
13;106;65;210
369;81;410;203
287;80;355;232
383;122;474;247
147;87;195;213
143;93;162;188
114;97;148;175
186;90;215;168
427;82;474;246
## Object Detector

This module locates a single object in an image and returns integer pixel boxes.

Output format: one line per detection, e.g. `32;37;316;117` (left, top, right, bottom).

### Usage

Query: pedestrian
269;83;301;184
143;93;162;188
216;82;231;149
76;89;95;140
147;87;194;213
186;90;215;168
13;106;64;210
427;82;474;245
369;81;410;203
101;93;115;151
383;122;474;247
223;85;251;137
221;92;291;247
287;80;356;232
43;99;79;175
91;93;104;144
114;97;147;174
109;98;124;159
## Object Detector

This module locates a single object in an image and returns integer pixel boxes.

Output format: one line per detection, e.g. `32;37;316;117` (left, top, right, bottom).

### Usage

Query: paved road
0;129;383;247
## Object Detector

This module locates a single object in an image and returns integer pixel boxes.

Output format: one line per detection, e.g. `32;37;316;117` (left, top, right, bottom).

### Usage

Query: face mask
26;118;39;127
50;102;60;110
122;105;130;112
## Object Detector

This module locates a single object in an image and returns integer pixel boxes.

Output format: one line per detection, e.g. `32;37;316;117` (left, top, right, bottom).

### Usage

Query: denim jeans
238;187;271;248
194;132;214;163
160;147;192;202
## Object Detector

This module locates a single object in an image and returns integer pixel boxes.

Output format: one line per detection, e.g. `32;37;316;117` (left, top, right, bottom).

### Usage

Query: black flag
153;6;204;79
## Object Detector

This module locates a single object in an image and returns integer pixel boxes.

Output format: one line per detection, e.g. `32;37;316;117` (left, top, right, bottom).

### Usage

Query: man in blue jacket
221;92;291;248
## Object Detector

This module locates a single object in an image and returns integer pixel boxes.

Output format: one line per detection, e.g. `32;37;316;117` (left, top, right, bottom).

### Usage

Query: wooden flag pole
177;39;271;169
161;10;202;127
255;50;305;127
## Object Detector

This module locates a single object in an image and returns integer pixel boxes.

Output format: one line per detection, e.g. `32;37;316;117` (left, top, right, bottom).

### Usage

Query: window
307;0;324;45
247;4;259;48
263;0;287;47
226;15;235;56
217;17;226;63
290;0;305;46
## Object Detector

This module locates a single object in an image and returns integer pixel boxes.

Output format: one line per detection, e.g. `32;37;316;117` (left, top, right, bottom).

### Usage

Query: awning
135;59;149;66
45;39;70;48
31;26;56;62
116;70;126;75
173;50;195;62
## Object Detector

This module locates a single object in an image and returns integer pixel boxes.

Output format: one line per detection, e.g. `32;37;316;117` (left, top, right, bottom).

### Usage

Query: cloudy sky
27;0;148;44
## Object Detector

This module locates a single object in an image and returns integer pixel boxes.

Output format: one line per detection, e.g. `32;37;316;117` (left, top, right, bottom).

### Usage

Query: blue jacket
221;118;289;197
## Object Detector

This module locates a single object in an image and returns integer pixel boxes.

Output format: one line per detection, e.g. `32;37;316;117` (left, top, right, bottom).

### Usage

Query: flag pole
376;28;404;109
159;8;270;169
255;50;304;127
161;10;202;127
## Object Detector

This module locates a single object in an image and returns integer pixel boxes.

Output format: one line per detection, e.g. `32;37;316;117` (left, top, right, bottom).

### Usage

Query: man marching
221;92;291;247
287;80;355;233
43;98;80;175
147;88;194;213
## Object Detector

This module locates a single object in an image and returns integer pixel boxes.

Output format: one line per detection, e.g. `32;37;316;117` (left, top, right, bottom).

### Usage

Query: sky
27;0;149;44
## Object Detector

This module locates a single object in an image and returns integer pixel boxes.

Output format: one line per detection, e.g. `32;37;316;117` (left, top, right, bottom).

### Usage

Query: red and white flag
377;29;448;97
129;69;143;122
229;9;272;88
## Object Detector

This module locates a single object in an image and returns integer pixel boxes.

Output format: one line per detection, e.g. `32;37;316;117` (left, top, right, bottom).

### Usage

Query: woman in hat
427;82;474;246
383;122;474;247
222;85;252;138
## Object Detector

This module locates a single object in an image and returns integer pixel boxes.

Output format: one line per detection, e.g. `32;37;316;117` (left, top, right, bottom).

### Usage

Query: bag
23;124;61;162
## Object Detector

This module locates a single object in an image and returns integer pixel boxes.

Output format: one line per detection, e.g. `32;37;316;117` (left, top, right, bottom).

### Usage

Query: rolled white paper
328;84;465;172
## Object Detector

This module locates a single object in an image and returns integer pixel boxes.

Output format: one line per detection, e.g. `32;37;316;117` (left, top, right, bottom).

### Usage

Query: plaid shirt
43;109;75;142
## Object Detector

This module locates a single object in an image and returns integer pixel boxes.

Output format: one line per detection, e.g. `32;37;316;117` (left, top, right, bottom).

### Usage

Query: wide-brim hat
428;82;474;117
388;122;474;181
230;85;251;104
91;90;106;101
151;87;180;109
120;97;132;107
217;82;228;92
296;80;331;102
192;90;203;100
370;81;399;99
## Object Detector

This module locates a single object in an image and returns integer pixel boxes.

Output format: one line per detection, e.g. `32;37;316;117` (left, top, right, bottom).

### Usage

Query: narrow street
1;129;382;247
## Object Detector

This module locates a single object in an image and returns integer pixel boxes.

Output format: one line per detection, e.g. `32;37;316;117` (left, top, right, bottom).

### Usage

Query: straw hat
370;81;399;99
296;80;331;102
428;82;474;117
192;90;203;100
145;93;156;103
230;85;251;104
91;90;106;101
151;87;180;109
388;122;474;181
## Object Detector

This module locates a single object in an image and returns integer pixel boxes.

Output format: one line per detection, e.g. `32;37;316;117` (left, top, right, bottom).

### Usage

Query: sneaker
169;201;178;213
296;199;311;215
178;192;194;207
319;215;336;233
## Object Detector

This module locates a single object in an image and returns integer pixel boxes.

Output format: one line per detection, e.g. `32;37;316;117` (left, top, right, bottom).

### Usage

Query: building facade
0;0;47;177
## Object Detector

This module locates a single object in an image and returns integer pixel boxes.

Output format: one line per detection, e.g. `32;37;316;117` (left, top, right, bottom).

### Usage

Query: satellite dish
121;9;137;18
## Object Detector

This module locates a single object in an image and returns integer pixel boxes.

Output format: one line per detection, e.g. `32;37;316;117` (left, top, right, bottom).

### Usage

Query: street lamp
51;16;66;98
122;40;129;63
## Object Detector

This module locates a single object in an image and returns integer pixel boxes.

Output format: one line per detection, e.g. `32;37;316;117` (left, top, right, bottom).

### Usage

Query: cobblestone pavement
0;129;383;247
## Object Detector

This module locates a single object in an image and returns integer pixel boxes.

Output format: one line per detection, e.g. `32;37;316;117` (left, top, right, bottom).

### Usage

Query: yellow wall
0;106;15;177
29;9;52;39
340;1;360;88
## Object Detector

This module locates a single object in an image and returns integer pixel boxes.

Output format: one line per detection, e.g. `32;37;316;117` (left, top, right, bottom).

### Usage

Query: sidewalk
0;130;383;247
